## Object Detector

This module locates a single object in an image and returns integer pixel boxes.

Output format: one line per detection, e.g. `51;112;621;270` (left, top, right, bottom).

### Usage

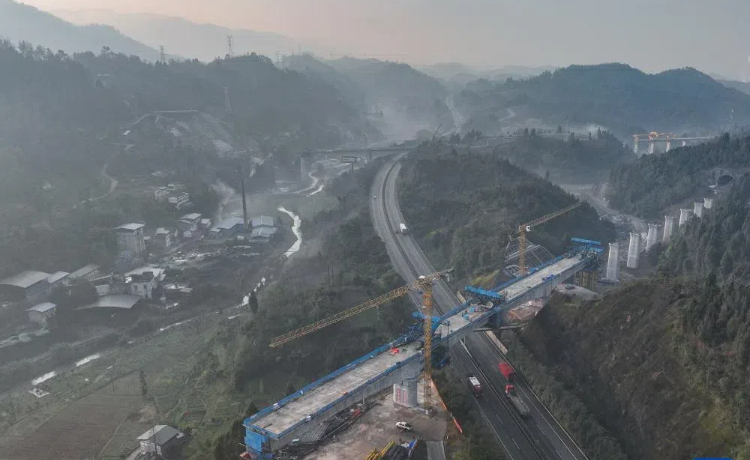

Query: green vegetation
398;143;615;279
499;331;627;460
607;133;750;218
185;164;412;459
490;129;633;183
510;178;750;460
457;63;750;135
433;370;505;460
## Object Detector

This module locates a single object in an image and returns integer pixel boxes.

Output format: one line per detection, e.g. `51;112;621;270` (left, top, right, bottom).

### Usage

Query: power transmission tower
159;45;166;63
224;86;232;114
227;35;235;58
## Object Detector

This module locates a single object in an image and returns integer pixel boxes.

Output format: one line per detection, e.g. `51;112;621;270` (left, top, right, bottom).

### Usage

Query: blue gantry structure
243;239;603;459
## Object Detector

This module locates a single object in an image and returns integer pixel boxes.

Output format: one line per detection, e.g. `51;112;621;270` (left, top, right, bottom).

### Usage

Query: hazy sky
23;0;750;78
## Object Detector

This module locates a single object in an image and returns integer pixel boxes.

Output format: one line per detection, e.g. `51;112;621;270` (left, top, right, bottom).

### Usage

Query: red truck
498;362;516;382
499;362;529;417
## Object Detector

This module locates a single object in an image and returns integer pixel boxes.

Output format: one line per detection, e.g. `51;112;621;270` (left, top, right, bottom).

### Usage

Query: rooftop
155;228;171;235
28;302;57;313
181;213;202;221
250;227;278;239
47;271;70;284
116;223;145;232
80;294;141;310
214;217;245;231
0;271;51;289
126;266;165;279
251;215;276;227
137;425;185;446
69;264;100;279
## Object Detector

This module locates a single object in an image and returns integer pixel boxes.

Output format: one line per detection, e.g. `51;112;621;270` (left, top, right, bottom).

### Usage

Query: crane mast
420;277;433;413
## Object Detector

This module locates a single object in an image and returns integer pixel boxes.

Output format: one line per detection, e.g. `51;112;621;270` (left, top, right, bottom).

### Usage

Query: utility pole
275;51;280;67
239;165;248;232
227;35;235;58
159;45;166;64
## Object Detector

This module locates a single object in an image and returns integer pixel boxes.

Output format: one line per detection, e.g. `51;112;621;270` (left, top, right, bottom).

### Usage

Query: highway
370;154;589;460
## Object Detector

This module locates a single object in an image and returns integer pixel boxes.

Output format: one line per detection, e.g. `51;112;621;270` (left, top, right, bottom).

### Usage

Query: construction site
242;200;605;459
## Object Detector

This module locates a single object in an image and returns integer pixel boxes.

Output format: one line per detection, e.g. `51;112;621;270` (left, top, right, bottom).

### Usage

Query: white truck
398;223;408;234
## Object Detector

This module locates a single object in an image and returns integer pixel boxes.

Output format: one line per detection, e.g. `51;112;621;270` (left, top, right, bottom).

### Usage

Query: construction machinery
268;268;454;413
518;202;582;276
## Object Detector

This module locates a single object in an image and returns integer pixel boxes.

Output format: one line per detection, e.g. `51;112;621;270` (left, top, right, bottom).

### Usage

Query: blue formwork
464;285;504;301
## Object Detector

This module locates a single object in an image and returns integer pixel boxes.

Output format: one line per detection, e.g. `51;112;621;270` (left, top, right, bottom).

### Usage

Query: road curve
370;155;589;460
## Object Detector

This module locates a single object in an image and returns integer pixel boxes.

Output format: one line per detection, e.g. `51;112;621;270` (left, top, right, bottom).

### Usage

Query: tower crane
518;202;582;276
268;269;454;412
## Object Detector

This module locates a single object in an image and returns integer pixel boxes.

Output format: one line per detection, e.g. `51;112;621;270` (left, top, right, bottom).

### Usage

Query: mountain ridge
0;0;161;60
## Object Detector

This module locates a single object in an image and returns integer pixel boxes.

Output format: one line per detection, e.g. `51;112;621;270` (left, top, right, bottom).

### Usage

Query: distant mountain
0;0;159;60
420;62;556;86
457;63;750;136
53;9;305;62
719;79;750;96
285;55;453;141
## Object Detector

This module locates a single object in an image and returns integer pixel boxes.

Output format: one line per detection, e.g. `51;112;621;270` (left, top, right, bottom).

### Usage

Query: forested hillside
397;143;615;279
0;40;375;213
508;175;750;460
201;164;413;460
326;57;454;139
490;129;633;183
607;133;750;218
457;63;750;135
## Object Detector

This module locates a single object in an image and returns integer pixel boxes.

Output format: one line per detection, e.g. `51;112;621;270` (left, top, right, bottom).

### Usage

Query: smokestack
239;165;248;232
679;208;692;226
606;242;619;282
693;202;704;218
646;224;659;250
627;232;640;269
703;197;714;209
663;216;676;243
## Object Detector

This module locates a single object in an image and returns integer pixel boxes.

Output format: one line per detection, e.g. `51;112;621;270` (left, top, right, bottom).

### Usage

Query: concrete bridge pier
393;379;419;407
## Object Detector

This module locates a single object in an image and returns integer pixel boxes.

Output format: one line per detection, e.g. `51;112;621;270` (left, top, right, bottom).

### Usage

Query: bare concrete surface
305;390;448;460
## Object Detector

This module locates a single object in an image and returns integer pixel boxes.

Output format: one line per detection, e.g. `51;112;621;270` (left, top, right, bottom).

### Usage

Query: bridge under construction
243;240;602;459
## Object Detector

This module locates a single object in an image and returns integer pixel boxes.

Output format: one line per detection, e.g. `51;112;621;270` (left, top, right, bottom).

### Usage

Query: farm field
0;309;253;460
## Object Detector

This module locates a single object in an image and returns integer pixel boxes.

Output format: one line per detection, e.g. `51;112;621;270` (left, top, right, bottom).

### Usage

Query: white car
396;421;413;431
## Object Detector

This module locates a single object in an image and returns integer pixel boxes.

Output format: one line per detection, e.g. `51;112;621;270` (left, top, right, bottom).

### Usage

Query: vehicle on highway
505;384;530;417
396;421;413;431
467;375;483;398
398;223;408;234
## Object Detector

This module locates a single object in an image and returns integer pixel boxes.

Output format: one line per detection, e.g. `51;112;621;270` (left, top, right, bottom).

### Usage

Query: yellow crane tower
269;269;454;413
518;202;582;276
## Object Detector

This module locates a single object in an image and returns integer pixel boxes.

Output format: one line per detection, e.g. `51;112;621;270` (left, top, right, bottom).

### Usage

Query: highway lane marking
483;333;588;460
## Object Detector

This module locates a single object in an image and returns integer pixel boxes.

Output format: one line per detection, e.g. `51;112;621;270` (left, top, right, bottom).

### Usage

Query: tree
545;170;550;181
249;291;259;314
139;369;148;401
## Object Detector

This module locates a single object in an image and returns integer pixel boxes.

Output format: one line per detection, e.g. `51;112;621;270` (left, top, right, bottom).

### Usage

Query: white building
115;223;146;256
27;302;56;326
126;267;165;300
